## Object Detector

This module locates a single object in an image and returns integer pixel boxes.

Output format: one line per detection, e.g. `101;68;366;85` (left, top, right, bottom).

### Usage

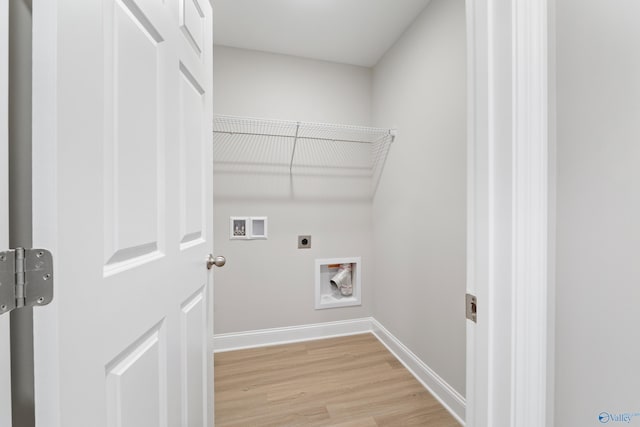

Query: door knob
207;254;226;270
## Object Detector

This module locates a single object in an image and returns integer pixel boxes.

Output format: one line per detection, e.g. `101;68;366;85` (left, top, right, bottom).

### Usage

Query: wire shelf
213;115;395;197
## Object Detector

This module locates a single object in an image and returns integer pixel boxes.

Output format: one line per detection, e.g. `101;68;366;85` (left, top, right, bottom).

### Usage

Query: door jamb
465;0;553;426
31;0;61;425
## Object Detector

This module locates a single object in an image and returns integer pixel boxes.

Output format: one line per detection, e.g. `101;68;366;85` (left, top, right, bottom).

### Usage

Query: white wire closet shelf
213;115;395;198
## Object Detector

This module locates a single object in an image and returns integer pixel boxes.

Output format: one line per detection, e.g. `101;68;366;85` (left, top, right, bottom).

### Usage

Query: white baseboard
371;319;466;425
213;317;374;353
213;317;465;425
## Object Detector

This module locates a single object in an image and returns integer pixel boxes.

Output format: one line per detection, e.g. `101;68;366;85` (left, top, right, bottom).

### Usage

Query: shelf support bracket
289;122;300;175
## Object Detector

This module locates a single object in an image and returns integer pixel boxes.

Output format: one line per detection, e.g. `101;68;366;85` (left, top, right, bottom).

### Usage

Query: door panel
106;323;167;427
31;0;214;425
180;287;207;426
178;62;206;247
0;0;11;423
180;0;204;55
104;0;165;270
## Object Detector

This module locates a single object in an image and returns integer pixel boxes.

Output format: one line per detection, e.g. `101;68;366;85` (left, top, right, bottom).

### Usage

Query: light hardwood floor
214;333;461;426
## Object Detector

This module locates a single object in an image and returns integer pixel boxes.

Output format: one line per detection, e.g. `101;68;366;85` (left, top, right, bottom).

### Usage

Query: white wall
213;46;374;333
555;1;640;424
371;0;467;396
213;45;371;125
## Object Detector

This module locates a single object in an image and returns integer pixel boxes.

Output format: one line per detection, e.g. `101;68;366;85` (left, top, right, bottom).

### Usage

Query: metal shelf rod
289;122;300;174
213;130;389;145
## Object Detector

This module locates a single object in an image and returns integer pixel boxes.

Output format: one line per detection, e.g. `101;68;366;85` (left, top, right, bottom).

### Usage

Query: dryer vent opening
330;264;353;297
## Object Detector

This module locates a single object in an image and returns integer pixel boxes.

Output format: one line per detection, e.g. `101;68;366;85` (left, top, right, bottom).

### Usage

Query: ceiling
212;0;432;67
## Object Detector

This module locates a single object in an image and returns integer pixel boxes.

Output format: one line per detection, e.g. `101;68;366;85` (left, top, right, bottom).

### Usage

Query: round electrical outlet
298;235;311;249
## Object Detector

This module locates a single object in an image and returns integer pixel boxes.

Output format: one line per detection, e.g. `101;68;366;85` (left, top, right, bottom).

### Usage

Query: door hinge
466;293;477;323
0;248;54;316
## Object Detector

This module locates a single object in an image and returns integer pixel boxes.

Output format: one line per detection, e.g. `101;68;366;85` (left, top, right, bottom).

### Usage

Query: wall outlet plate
230;216;268;240
298;235;311;249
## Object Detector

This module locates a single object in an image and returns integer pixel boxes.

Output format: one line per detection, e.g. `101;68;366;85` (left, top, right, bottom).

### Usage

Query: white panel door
0;0;11;424
31;0;214;426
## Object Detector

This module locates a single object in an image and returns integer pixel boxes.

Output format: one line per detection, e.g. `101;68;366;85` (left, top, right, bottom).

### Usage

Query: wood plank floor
214;333;461;426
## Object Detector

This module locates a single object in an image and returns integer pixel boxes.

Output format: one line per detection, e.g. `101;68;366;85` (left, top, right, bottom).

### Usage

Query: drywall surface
213;46;373;333
371;0;466;396
213;201;373;333
213;45;371;125
555;1;640;425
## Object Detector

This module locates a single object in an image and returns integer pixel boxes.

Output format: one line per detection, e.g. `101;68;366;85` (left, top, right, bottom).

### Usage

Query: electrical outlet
298;235;311;249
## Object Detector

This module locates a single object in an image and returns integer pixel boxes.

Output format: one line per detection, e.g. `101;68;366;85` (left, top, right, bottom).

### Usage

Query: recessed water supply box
229;217;267;240
315;257;361;309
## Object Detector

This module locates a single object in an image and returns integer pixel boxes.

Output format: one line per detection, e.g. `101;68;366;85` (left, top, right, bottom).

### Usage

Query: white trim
213;318;373;353
371;319;466;425
511;1;549;425
32;0;62;425
465;0;551;426
0;0;10;424
464;0;480;423
465;0;497;424
545;1;557;425
213;318;465;425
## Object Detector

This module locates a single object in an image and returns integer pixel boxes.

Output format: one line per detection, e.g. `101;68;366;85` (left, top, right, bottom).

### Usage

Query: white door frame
466;1;552;426
31;0;60;423
0;0;11;424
